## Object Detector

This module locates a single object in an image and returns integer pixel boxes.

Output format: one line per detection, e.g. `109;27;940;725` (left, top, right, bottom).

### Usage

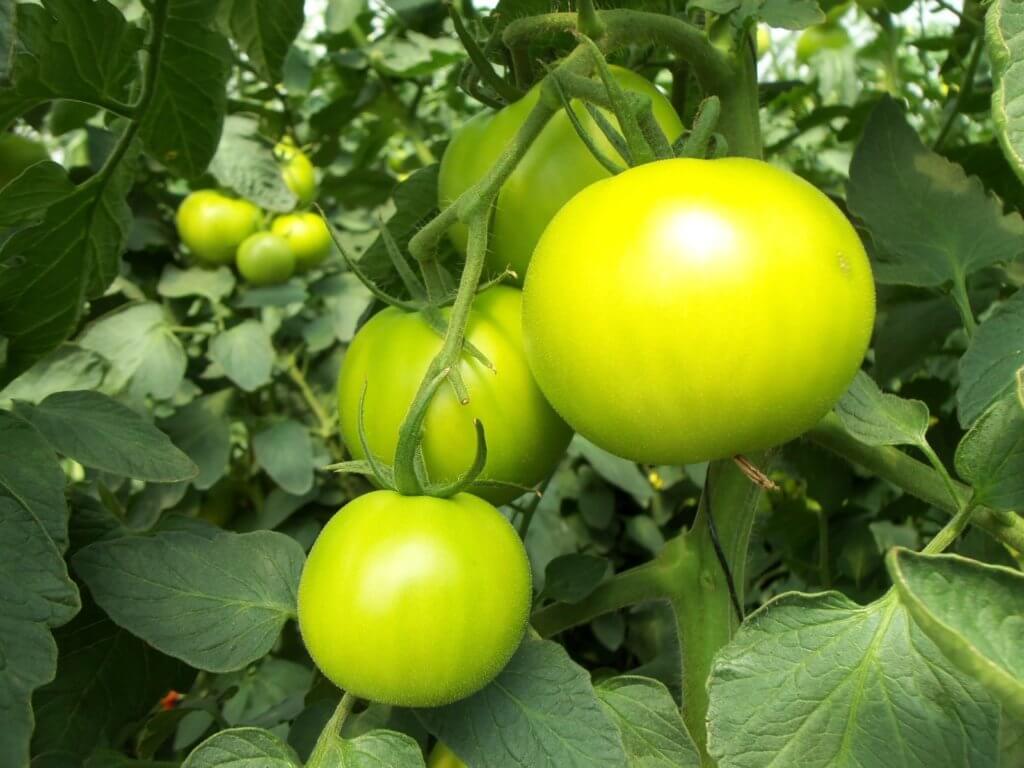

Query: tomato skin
427;743;466;768
275;142;317;207
176;191;262;266
438;66;683;281
297;490;532;707
338;286;571;504
0;133;49;188
235;232;296;285
270;212;332;270
522;158;875;465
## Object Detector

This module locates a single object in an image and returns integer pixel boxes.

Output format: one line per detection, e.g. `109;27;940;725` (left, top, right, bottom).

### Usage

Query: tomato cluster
174;143;333;285
297;68;874;714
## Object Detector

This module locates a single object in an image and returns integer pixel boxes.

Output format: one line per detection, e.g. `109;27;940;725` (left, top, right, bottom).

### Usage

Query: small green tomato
271;212;333;270
235;232;295;286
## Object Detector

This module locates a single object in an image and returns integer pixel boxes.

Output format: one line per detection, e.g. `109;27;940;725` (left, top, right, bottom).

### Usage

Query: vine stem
933;32;984;151
306;692;358;767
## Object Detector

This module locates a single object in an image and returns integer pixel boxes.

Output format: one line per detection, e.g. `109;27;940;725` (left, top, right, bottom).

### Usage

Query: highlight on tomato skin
296;490;533;709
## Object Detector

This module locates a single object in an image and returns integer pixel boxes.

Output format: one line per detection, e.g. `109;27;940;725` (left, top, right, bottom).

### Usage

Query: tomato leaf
208;320;276;392
0;410;69;549
253;419;315;495
0;344;107;404
707;591;1000;767
417;636;628;767
834;370;930;448
12;390;198;482
958;288;1024;426
160;390;234;491
182;727;301;768
596;676;701;767
225;0;305;84
987;0;1024;185
540;553;611;604
74;529;304;672
305;727;426;768
208;116;297;213
954;393;1024;513
158;264;237;304
887;548;1024;721
848;98;1024;290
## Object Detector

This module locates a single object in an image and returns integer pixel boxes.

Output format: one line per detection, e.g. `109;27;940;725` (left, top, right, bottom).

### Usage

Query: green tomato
757;26;771;58
427;743;466;768
438;66;683;281
275;141;317;207
795;23;851;62
0;133;49;189
235;232;296;286
522;158;875;465
175;191;262;266
338;286;572;504
270;212;332;270
297;490;532;707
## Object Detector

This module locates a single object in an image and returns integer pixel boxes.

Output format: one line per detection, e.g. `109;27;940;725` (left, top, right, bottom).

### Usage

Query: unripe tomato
428;743;466;767
275;141;317;207
796;23;851;62
297;490;532;707
438;66;683;281
757;26;771;58
337;286;572;504
175;191;262;267
270;212;333;270
0;133;49;188
522;158;875;465
235;232;296;286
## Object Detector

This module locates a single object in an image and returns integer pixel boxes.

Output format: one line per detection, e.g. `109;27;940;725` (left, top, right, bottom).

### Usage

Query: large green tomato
522;158;875;465
796;23;851;61
438;66;683;281
0;133;48;188
338;286;572;504
235;232;296;285
297;490;531;707
275;142;317;207
175;191;262;266
271;212;332;270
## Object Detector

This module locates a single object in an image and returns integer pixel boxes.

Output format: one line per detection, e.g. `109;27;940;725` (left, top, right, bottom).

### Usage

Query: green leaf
182;728;301;768
540;554;611;604
157;264;236;303
0;344;107;403
596;676;701;767
0;152;137;381
0;0;142;128
988;0;1024;185
308;728;426;768
326;0;366;34
139;0;231;178
958;289;1024;426
208;116;297;213
574;437;654;506
0;496;80;768
887;549;1024;720
847;99;1024;290
13;391;197;482
759;0;824;30
220;657;312;728
0;1;13;85
32;599;192;757
707;591;999;767
252;419;315;495
834;370;930;447
160;390;234;491
371;31;465;78
0;410;69;549
208;320;275;392
79;303;186;400
73;529;303;672
227;0;304;83
418;636;628;767
954;393;1024;512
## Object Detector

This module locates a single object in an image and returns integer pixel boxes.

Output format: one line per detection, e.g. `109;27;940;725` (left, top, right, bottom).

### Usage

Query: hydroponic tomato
271;212;332;270
522;158;875;465
235;232;295;285
438;66;683;281
275;141;317;206
338;286;572;504
175;191;262;266
0;133;48;188
297;490;531;707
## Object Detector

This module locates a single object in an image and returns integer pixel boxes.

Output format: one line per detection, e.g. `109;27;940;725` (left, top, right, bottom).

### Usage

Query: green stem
807;413;1024;552
307;692;358;768
933;32;984;151
576;0;606;39
449;5;523;104
923;498;979;555
950;275;978;338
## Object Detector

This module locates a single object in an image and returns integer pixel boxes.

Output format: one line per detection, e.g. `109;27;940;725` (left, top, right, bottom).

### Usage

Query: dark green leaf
0;410;68;549
596;676;700;767
541;554;611;604
160;391;234;491
208;321;275;392
253;420;315;495
954;393;1024;512
958;289;1024;426
988;0;1024;185
227;0;304;82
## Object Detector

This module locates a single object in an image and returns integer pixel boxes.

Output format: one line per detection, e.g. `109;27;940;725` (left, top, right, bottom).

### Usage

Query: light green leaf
958;289;1024;426
955;393;1024;512
160;390;234;491
418;636;628;768
759;0;824;30
888;549;1024;720
183;728;300;768
0;344;107;403
988;0;1024;184
209;321;275;392
707;591;999;767
834;370;930;447
596;676;701;767
308;728;426;768
252;419;315;495
326;0;366;34
227;0;304;82
371;31;465;78
208;116;296;213
158;264;236;303
73;529;303;672
574;436;654;506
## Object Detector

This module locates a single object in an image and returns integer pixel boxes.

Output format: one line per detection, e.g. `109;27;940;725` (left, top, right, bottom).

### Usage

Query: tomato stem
306;692;359;767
